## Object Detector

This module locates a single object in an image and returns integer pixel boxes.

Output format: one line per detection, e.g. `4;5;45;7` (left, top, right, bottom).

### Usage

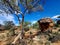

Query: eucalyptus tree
0;0;45;24
0;0;46;44
4;21;15;30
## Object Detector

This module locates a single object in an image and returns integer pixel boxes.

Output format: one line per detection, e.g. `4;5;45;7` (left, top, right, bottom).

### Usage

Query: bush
24;27;29;32
9;28;15;36
4;21;15;30
45;41;51;45
49;32;60;43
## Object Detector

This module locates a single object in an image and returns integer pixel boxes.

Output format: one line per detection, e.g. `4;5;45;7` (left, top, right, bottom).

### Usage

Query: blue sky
20;0;60;22
0;0;60;25
19;0;60;21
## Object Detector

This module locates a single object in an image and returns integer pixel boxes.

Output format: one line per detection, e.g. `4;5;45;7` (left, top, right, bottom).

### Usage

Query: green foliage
55;24;60;27
45;41;51;45
48;31;60;43
23;22;31;27
23;22;31;31
20;0;33;4
10;0;20;11
1;0;20;13
0;0;44;14
9;28;15;36
4;21;15;30
32;22;39;29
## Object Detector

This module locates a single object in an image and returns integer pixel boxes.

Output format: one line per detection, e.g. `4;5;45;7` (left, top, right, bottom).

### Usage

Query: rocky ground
0;27;60;45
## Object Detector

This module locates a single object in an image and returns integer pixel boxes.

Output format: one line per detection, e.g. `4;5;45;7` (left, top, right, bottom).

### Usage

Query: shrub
49;32;60;43
4;21;15;30
45;41;51;45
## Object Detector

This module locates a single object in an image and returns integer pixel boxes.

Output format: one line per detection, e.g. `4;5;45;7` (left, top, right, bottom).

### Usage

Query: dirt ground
0;27;60;45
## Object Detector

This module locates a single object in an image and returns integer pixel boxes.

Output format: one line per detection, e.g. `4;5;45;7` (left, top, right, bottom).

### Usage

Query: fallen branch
12;30;40;44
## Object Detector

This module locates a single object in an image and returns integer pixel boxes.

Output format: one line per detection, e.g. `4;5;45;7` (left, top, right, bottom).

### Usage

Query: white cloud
31;21;37;24
0;10;23;26
51;15;60;19
19;18;22;21
0;10;16;25
0;20;4;24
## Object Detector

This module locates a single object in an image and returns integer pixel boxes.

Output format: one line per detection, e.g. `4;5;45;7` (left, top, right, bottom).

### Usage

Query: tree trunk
21;14;25;39
12;7;27;45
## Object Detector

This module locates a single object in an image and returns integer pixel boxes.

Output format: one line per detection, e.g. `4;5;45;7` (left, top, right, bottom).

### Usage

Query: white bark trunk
12;32;21;44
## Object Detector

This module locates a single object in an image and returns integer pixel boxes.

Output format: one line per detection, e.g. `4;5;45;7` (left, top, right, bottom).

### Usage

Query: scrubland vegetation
0;21;60;45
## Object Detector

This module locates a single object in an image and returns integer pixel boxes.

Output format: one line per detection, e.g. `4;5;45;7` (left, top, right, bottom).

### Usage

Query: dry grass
0;27;60;45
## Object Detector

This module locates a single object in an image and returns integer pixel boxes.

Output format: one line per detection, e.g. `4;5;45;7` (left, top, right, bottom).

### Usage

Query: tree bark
12;32;21;44
12;9;27;44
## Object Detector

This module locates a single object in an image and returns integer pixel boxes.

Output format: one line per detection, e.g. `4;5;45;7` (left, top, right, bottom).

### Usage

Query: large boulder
38;18;54;32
